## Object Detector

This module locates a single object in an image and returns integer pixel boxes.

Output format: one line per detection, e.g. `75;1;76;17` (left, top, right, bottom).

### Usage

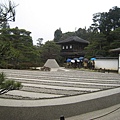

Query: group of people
66;58;95;70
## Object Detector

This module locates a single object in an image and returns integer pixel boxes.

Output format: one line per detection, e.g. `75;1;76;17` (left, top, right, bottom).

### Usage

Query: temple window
66;46;68;49
70;45;72;49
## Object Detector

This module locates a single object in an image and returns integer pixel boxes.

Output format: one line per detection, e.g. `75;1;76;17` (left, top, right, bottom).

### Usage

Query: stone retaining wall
0;93;120;120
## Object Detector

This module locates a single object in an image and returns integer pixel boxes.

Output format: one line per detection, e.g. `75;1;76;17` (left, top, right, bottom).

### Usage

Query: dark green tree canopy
36;38;43;47
40;41;61;63
91;6;120;35
108;27;120;49
0;27;40;69
54;28;62;42
60;31;75;40
84;6;120;58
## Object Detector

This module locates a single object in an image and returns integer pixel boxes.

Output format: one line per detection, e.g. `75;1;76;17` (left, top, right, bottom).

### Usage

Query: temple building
56;36;90;59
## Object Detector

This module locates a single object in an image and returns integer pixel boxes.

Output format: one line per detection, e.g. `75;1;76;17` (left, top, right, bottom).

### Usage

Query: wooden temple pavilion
56;36;90;59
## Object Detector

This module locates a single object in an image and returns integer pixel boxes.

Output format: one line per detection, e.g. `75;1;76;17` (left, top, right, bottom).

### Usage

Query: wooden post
60;115;65;120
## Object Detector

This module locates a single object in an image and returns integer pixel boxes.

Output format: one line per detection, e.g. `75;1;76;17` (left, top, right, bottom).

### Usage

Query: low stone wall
0;93;120;120
95;59;118;70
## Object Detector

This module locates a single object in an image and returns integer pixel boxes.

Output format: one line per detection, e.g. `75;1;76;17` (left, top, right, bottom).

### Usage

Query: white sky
4;0;120;45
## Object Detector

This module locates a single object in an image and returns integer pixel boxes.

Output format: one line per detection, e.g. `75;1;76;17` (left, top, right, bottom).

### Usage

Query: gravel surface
0;69;119;100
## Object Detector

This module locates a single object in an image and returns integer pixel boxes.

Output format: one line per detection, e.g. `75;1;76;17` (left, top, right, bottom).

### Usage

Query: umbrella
71;60;75;63
73;58;78;60
84;58;88;61
90;58;96;61
79;57;84;60
66;58;71;62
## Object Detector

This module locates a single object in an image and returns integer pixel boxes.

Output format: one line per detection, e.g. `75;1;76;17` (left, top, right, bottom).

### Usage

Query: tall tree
0;27;39;68
108;27;120;49
76;28;88;40
85;33;108;58
54;28;62;42
108;6;120;30
60;31;75;40
36;38;43;47
91;6;120;35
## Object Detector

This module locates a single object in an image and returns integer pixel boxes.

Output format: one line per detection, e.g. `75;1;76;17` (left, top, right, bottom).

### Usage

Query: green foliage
36;38;43;47
85;32;111;58
107;27;120;56
60;32;75;40
91;6;120;35
0;27;40;69
2;80;22;90
108;27;120;44
75;28;88;40
14;82;21;89
84;6;120;58
0;72;22;91
2;80;14;89
0;72;6;85
54;28;62;42
40;41;61;64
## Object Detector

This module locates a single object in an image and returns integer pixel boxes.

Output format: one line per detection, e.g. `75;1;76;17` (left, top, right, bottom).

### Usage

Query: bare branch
0;0;18;27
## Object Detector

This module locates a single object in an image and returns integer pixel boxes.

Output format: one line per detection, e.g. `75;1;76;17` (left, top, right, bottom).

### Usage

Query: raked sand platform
0;69;120;120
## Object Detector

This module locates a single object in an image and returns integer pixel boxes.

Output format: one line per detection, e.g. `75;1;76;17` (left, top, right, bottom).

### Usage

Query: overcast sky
3;0;120;44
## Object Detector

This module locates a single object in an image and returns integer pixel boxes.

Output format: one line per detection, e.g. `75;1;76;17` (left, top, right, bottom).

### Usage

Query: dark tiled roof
110;48;120;52
57;36;90;44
